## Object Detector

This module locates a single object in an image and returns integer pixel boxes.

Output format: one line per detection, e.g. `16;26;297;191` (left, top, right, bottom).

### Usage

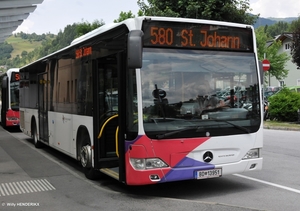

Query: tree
291;28;300;68
76;19;105;37
114;11;136;23
137;0;258;25
255;27;290;82
0;42;13;65
265;21;289;38
21;50;28;58
5;20;106;68
290;17;300;68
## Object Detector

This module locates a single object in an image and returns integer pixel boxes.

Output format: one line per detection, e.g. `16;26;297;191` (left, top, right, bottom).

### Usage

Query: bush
268;88;300;122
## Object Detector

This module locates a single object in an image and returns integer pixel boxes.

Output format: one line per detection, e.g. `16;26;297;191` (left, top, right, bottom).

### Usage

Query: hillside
253;16;298;28
5;35;44;58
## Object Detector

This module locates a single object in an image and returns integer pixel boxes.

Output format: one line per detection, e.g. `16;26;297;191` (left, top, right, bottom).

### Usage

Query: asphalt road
1;126;299;211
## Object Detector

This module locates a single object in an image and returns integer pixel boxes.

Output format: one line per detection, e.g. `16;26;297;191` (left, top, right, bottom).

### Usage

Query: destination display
11;72;20;82
75;46;92;59
142;21;253;51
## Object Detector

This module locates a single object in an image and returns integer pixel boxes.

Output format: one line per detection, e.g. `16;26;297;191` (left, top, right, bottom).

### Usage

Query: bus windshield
10;81;19;110
140;48;260;139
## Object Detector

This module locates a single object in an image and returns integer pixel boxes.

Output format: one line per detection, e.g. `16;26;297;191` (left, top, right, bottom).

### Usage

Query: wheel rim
80;145;92;168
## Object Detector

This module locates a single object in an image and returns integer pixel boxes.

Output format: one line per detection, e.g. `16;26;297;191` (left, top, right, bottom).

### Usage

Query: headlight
243;148;259;160
130;158;168;170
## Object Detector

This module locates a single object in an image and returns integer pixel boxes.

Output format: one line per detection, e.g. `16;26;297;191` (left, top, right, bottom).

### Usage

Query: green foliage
15;32;48;42
265;21;289;38
289;16;300;32
255;28;290;83
290;17;300;68
255;27;269;59
137;0;258;25
76;19;104;37
265;40;290;80
0;42;13;62
291;31;300;67
21;50;28;57
256;17;300;75
114;11;136;23
2;20;105;69
268;88;300;121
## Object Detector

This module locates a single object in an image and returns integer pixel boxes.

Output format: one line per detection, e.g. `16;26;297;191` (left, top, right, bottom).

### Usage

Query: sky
14;0;300;35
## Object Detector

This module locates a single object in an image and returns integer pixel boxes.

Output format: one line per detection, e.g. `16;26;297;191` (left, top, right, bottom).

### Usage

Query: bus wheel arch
76;126;92;168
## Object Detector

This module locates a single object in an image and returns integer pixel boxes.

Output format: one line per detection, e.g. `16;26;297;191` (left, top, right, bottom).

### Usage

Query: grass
263;120;300;130
6;36;42;58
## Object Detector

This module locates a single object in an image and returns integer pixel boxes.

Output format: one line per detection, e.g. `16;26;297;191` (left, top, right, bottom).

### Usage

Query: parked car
287;86;300;93
265;86;282;92
268;86;300;99
264;90;277;100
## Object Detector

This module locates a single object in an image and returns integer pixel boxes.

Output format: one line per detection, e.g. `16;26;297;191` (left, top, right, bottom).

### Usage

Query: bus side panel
19;108;38;138
73;115;94;161
48;112;73;157
47;112;93;160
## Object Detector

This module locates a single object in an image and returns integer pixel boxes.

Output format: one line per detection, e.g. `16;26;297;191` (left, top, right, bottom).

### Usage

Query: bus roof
6;68;19;72
3;68;19;78
71;16;253;46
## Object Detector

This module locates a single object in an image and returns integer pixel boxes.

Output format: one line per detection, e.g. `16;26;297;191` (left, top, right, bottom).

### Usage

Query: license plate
195;168;222;179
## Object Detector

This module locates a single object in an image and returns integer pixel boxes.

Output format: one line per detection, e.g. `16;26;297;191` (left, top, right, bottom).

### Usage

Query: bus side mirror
127;30;143;69
2;76;7;89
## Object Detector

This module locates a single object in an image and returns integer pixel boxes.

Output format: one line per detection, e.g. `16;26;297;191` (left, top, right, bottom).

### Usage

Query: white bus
19;16;263;185
0;68;20;128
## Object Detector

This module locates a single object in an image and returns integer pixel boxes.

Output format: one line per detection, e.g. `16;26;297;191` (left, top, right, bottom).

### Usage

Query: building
268;33;300;87
0;0;44;43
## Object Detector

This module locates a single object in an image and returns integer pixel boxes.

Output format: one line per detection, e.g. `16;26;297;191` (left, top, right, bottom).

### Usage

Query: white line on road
0;179;55;197
234;174;300;194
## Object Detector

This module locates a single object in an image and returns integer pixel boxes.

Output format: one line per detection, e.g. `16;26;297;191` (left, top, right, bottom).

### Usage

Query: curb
263;126;300;131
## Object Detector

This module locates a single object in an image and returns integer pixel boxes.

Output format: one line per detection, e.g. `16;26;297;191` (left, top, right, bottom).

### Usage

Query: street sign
262;59;270;71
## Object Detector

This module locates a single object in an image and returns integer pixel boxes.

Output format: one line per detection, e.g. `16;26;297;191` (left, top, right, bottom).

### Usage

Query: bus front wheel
80;145;92;168
79;138;101;180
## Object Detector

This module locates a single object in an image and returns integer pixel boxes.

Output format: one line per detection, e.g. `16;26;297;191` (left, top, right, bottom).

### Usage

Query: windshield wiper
156;126;199;139
214;119;251;133
155;120;250;139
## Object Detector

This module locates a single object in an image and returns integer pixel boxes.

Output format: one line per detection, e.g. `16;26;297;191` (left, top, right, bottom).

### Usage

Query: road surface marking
0;179;55;197
235;174;300;194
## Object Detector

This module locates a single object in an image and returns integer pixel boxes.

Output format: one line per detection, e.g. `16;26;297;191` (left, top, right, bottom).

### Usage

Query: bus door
93;56;119;169
37;72;49;143
93;52;127;182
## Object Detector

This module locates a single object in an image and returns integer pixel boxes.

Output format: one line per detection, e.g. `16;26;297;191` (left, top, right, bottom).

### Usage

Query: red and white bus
0;68;20;128
19;17;263;185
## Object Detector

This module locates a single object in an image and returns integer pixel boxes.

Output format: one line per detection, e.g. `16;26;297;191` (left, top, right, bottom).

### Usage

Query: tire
83;166;102;180
79;135;101;180
32;121;43;148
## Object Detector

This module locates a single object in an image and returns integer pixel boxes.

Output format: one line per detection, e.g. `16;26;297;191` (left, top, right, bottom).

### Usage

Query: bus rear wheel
32;121;43;148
